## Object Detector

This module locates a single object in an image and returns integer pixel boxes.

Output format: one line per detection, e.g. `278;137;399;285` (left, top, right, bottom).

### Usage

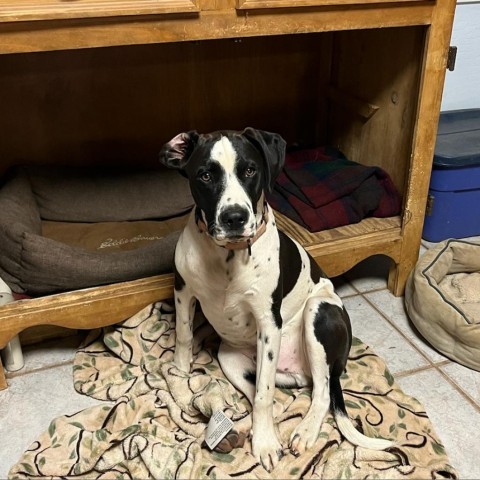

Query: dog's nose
220;207;248;230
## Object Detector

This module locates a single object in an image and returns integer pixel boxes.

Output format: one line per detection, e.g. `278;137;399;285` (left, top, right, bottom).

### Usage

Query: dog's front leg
252;313;284;472
173;282;196;373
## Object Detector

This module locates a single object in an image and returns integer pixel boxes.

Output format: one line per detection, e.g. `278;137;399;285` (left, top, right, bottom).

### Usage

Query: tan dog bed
0;166;193;295
405;239;480;371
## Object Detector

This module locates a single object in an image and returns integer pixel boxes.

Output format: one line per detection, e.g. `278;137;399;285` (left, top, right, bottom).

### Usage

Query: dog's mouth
212;228;255;244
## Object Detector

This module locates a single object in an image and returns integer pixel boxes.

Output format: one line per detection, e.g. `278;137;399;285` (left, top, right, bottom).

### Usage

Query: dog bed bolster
405;239;480;371
0;166;193;295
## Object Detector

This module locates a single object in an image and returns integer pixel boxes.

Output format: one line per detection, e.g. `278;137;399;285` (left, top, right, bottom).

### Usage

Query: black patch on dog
278;230;303;298
308;253;326;283
173;261;186;292
270;230;302;329
244;371;256;385
232;146;264;215
189;159;227;235
194;206;203;226
270;292;283;329
329;371;347;415
312;303;352;372
268;351;274;361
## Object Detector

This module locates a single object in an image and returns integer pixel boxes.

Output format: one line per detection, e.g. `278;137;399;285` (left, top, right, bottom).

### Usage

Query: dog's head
159;128;286;246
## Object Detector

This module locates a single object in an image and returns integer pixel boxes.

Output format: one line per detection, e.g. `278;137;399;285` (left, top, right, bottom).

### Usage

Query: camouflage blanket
9;301;458;479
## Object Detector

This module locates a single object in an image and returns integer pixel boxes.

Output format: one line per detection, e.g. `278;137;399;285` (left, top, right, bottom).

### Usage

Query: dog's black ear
159;131;199;172
242;127;286;193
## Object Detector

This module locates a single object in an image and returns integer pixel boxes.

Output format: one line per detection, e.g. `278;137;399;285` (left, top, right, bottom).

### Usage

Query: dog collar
196;204;269;255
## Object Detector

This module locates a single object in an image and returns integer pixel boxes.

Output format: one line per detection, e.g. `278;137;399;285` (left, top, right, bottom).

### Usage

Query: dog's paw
289;420;320;456
213;429;247;453
252;435;284;472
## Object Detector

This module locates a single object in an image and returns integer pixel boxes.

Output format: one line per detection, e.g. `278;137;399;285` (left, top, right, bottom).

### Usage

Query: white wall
441;1;480;111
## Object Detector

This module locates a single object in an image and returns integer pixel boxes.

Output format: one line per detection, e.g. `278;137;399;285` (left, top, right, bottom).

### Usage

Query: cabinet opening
1;26;425;193
0;25;425;293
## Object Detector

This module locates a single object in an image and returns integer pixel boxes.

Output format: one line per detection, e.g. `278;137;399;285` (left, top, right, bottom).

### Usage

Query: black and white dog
159;128;393;471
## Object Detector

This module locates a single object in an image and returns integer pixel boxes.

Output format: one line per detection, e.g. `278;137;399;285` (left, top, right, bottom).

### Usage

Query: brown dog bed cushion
405;239;480;371
0;166;193;295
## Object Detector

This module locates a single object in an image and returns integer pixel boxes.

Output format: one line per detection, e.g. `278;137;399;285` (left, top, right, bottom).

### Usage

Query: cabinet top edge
0;1;442;55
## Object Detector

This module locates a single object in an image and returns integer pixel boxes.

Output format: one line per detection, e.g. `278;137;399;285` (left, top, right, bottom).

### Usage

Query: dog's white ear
159;131;199;171
242;127;286;193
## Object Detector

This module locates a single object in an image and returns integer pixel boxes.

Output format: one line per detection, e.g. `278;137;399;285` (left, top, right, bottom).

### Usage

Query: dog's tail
330;374;395;450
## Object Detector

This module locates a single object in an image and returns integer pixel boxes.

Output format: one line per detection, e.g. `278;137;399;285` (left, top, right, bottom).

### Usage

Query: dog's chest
178;226;281;346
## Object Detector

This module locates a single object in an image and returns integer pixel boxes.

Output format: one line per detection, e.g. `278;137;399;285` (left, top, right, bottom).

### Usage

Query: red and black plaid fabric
267;146;401;232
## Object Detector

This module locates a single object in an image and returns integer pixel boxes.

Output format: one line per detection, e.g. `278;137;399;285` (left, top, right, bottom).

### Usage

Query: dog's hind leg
289;297;331;456
215;343;256;452
292;295;394;453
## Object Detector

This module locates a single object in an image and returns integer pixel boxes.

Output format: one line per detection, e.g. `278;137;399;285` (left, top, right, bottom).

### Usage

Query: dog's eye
200;172;212;183
245;167;256;177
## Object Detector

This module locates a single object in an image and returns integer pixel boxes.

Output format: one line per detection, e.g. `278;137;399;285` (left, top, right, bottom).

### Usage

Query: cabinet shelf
276;213;402;277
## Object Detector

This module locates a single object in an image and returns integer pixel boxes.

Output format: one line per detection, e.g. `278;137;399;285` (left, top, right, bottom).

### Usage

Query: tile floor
1;240;480;478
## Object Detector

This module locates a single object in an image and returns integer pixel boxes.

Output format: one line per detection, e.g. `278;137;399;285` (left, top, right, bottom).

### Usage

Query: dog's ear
159;131;199;172
242;127;286;193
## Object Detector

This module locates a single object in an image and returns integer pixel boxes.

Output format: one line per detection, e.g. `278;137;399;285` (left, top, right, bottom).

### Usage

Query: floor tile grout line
338;291;362;299
394;361;450;379
351;285;391;296
436;366;480;413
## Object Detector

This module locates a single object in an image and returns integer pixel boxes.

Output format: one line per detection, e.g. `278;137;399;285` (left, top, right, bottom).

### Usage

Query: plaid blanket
267;147;401;232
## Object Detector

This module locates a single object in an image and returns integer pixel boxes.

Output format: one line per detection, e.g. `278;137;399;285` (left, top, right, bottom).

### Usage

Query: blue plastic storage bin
422;109;480;242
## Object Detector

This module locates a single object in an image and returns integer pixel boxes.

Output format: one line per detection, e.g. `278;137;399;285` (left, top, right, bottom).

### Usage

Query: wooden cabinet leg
387;247;420;297
387;262;404;297
0;356;8;390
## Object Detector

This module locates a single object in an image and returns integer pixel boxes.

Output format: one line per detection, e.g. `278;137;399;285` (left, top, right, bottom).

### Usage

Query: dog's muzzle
218;206;251;238
196;202;269;254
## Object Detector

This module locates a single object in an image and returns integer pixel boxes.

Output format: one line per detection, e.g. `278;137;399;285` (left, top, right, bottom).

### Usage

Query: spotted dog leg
250;318;284;472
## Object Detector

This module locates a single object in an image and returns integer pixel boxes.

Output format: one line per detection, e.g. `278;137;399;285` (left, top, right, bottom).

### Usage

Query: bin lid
434;109;480;168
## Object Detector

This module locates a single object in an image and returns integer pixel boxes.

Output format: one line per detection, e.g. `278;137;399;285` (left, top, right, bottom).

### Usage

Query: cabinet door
0;0;198;22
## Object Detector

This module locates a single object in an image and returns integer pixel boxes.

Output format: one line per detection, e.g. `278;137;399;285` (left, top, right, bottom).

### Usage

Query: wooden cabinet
0;0;456;388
